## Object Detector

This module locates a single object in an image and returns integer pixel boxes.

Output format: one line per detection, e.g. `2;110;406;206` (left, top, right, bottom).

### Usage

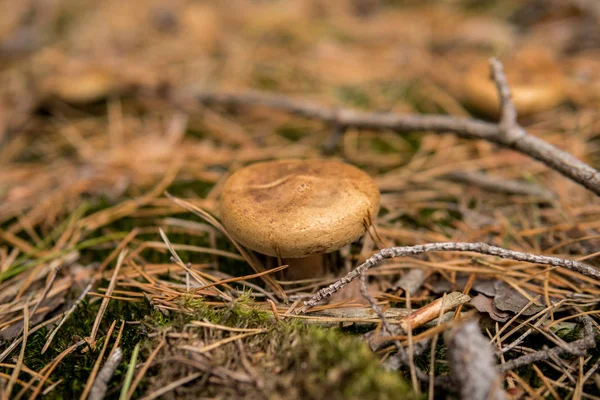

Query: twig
126;340;165;400
358;271;396;336
445;320;506;400
359;271;409;361
88;347;123;400
89;251;127;345
140;372;201;400
499;316;597;372
42;279;94;354
5;299;29;397
189;58;600;197
398;292;470;332
442;171;555;200
428;293;447;400
489;58;520;142
298;242;600;313
358;271;430;385
80;320;118;400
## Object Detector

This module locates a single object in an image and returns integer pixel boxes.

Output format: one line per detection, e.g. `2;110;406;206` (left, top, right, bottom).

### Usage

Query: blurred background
2;0;600;216
2;1;600;398
3;0;600;261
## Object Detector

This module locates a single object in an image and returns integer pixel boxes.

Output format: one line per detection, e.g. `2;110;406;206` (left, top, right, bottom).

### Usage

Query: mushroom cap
220;159;380;258
43;66;122;104
462;54;565;118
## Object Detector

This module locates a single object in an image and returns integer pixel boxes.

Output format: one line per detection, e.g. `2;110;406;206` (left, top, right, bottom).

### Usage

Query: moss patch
142;298;415;400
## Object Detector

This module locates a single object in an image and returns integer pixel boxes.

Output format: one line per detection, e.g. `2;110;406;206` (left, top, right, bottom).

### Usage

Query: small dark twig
298;242;599;313
499;316;597;372
359;271;395;336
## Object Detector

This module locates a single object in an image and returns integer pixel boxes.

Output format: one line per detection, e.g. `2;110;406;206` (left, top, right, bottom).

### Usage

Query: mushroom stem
282;255;325;281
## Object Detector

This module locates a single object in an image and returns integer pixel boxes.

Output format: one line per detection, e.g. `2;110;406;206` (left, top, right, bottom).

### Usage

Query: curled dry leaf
470;293;511;322
432;277;546;317
493;281;545;316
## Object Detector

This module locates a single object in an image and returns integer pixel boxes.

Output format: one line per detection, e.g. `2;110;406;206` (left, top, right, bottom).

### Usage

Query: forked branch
189;58;600;196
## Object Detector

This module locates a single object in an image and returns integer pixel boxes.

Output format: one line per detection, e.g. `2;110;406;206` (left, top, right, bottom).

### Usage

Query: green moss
286;328;416;400
138;297;415;400
0;293;152;399
252;64;282;90
277;123;310;142
334;85;371;109
166;180;214;199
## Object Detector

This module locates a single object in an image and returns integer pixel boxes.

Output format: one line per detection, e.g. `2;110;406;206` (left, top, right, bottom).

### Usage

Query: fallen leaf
470;293;510;322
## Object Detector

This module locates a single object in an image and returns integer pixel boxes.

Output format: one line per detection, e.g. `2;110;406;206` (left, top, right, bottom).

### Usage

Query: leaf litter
1;0;600;399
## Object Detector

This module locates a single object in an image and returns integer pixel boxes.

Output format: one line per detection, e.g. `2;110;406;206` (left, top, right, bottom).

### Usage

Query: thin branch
358;271;396;336
489;58;519;139
499;316;597;372
42;279;94;354
88;347;123;400
189;59;600;196
442;171;555;200
298;242;600;313
358;271;428;385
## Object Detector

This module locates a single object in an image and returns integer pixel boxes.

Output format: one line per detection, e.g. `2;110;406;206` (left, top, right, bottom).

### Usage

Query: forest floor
1;0;600;399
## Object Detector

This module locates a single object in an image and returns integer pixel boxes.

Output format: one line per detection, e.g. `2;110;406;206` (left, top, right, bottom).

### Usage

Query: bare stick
445;320;506;400
359;271;410;363
359;271;431;386
5;299;29;396
189;58;600;197
442;171;555;200
358;271;396;336
398;292;470;332
490;58;519;141
89;251;127;345
298;242;600;313
88;347;123;400
42;279;94;354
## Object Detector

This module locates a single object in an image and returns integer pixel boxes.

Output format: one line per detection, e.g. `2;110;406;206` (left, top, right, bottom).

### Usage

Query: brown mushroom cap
462;52;565;118
220;159;380;258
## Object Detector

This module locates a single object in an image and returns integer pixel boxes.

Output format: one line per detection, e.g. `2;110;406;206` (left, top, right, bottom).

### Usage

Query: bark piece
445;320;506;400
493;281;544;316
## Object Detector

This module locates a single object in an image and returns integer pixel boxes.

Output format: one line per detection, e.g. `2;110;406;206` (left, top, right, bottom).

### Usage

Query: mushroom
462;49;565;118
43;65;123;104
220;159;380;280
